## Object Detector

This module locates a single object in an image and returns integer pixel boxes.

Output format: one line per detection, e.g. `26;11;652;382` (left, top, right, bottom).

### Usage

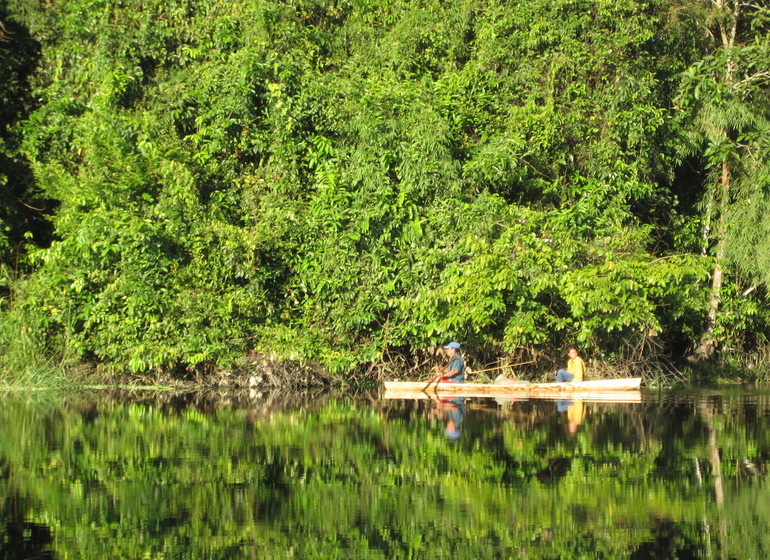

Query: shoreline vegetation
2;1;770;388
2;349;766;392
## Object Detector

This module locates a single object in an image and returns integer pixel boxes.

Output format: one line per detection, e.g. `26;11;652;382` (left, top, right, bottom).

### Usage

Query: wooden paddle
422;366;443;393
466;360;535;376
423;358;533;392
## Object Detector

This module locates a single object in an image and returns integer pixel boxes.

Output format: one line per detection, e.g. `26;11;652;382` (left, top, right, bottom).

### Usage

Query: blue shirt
445;354;465;383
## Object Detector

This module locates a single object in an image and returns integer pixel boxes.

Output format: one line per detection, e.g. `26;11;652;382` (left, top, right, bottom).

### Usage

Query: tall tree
677;0;770;359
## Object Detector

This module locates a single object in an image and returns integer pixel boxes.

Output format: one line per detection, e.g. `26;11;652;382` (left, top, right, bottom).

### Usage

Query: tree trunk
693;1;738;362
695;160;730;360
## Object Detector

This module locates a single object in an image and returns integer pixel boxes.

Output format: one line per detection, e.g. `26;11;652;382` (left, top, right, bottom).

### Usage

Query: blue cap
443;342;461;349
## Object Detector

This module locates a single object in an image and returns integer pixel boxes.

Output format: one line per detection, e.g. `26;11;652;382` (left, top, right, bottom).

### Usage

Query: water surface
1;387;769;559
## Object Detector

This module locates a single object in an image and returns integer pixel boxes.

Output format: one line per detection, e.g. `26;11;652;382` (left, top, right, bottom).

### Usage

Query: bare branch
742;284;759;297
738;2;770;13
730;0;741;49
736;142;761;164
735;70;770;88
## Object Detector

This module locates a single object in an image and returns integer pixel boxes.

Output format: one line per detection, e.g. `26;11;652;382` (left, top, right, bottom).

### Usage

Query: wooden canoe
383;378;642;402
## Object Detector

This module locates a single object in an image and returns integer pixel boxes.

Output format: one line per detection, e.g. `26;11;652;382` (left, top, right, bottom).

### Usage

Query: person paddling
555;345;586;382
431;342;465;384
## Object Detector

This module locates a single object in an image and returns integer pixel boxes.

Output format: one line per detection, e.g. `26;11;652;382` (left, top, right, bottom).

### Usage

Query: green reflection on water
1;390;769;559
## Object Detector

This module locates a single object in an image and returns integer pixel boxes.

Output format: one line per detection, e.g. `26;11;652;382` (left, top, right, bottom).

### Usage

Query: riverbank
3;347;767;391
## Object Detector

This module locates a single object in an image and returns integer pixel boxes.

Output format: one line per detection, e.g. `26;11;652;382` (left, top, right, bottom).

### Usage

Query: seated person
555;345;586;382
431;342;465;384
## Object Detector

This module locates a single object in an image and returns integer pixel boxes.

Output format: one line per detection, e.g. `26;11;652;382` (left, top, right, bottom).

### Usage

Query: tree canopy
1;0;769;381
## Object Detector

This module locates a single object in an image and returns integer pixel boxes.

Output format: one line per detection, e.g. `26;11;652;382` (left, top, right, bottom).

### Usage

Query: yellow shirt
567;400;586;425
566;356;586;382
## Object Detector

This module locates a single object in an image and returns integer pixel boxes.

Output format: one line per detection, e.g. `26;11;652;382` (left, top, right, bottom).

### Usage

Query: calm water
1;387;769;559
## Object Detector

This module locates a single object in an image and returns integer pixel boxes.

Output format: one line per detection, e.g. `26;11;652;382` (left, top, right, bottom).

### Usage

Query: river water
1;387;769;559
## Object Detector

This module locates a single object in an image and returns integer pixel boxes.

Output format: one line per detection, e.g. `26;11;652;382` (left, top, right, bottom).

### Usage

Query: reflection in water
0;389;769;558
430;396;465;440
556;398;585;435
0;505;54;560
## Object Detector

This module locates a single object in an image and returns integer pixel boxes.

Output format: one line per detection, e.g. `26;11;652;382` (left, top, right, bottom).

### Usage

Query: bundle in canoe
383;378;642;402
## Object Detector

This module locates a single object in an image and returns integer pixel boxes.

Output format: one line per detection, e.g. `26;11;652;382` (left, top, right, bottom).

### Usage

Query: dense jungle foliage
1;0;769;382
1;392;769;558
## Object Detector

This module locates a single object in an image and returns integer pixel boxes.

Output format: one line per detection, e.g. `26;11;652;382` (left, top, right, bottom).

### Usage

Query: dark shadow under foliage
0;9;55;263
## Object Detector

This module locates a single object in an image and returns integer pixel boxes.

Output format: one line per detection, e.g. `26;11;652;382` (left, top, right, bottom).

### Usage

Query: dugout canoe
383;378;642;402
